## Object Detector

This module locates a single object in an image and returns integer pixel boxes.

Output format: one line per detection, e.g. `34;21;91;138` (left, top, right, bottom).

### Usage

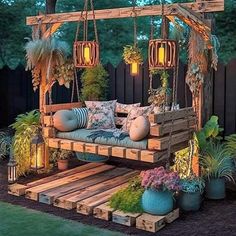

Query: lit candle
84;46;90;63
158;45;165;65
131;62;139;76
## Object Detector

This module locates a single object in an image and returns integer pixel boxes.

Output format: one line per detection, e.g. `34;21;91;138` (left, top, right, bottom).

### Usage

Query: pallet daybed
43;102;196;163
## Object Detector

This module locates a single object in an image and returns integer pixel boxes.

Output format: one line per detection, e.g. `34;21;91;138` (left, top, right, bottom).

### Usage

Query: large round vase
142;189;173;215
205;178;225;200
178;191;201;211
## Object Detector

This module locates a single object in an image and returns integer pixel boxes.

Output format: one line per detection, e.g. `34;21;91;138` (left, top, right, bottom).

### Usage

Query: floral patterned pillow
115;102;141;113
85;100;116;129
122;105;154;132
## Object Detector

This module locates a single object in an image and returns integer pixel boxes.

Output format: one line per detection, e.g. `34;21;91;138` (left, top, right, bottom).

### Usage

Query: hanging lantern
130;62;139;76
149;39;177;69
148;0;178;70
73;41;99;68
8;148;17;184
30;132;45;171
73;0;99;68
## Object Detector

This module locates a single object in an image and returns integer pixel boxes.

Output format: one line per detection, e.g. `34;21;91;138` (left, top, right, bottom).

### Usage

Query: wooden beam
42;23;62;39
26;1;224;25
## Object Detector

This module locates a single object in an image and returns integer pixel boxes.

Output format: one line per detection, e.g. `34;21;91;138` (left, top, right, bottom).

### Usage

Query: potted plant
50;148;73;171
140;166;181;215
178;175;205;211
200;142;235;200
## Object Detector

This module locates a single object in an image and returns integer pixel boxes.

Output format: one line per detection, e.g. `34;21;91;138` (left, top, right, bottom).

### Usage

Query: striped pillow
72;108;88;128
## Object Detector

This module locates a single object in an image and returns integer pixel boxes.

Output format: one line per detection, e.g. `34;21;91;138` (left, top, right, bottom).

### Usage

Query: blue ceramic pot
178;191;201;211
205;178;225;200
75;152;109;163
142;189;173;215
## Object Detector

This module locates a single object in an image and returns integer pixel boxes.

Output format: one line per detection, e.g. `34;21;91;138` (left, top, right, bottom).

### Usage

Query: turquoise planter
178;191;201;211
205;178;225;200
142;189;173;215
75;152;109;163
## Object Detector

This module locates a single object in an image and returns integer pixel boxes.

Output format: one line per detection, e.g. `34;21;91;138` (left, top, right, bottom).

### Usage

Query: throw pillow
129;116;150;141
72;107;88;128
85;100;117;129
122;105;153;132
53;110;78;132
115;102;141;113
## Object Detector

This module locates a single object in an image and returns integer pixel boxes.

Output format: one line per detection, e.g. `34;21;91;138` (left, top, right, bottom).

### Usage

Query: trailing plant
10;110;40;177
109;176;144;213
195;115;223;152
0;129;12;159
50;148;73;164
25;38;71;91
122;45;143;64
200;142;235;182
81;64;108;101
148;70;172;108
180;175;205;194
140;166;181;192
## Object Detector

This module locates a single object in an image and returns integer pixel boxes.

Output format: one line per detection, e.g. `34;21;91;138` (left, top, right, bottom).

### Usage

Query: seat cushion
56;128;147;149
129;116;150;141
53;110;78;132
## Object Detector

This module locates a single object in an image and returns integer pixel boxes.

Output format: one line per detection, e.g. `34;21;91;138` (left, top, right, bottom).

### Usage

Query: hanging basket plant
25;38;72;91
123;45;143;65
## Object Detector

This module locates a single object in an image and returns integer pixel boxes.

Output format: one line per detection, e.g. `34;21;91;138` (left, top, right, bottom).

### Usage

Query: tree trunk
46;0;57;14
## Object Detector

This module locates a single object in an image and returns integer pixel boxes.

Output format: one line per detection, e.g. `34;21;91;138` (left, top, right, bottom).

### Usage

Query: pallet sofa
43;102;196;163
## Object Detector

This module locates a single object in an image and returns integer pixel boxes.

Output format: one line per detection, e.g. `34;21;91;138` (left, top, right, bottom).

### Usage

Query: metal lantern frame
73;0;99;68
30;132;45;172
8;148;17;184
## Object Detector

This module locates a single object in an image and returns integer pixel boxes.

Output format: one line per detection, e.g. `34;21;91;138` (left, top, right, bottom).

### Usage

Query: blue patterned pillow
72;108;88;128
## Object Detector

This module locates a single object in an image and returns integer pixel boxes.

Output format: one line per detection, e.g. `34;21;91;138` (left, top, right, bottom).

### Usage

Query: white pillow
53;110;78;132
129;116;150;141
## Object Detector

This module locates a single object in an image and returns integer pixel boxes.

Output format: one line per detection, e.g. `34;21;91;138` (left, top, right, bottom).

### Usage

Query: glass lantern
8;148;17;184
30;133;45;171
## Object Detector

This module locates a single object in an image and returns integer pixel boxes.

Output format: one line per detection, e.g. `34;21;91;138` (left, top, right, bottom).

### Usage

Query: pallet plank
126;149;141;160
77;183;129;215
112;210;141;227
93;202;115;221
8;184;28;196
98;145;112;156
25;164;114;201
112;146;126;158
149;107;195;124
54;171;139;210
39;167;130;205
150;117;195;136
85;143;98;154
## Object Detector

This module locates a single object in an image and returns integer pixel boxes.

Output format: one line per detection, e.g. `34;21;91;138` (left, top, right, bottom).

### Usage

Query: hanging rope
132;0;138;46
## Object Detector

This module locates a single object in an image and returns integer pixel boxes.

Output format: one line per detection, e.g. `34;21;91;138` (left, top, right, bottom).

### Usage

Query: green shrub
109;176;144;213
10;110;40;177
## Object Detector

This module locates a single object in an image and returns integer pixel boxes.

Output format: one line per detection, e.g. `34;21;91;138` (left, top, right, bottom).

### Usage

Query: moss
109;177;144;213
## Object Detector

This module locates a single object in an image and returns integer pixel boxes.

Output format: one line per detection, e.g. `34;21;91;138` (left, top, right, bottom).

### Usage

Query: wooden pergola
26;0;224;168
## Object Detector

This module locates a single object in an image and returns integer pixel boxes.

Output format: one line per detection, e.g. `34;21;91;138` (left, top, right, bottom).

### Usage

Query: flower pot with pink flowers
140;166;181;215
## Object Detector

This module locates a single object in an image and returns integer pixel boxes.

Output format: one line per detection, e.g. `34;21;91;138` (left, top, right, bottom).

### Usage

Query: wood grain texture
27;1;224;25
43;102;82;114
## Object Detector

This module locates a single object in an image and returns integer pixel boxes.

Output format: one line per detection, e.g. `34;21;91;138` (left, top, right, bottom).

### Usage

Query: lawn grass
0;201;125;236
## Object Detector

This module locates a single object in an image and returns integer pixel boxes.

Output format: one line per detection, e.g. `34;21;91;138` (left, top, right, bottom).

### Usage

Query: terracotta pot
57;159;68;171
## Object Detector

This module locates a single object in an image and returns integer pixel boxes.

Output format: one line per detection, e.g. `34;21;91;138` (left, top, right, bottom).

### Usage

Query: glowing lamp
30;133;45;171
84;46;90;63
149;39;177;69
158;45;165;65
73;41;99;68
130;62;139;76
8;148;17;184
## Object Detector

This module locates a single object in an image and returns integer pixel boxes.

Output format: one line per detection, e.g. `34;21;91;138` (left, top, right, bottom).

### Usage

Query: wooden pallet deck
8;163;179;233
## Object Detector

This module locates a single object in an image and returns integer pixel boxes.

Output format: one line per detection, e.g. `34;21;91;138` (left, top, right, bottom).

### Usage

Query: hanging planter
73;0;99;68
